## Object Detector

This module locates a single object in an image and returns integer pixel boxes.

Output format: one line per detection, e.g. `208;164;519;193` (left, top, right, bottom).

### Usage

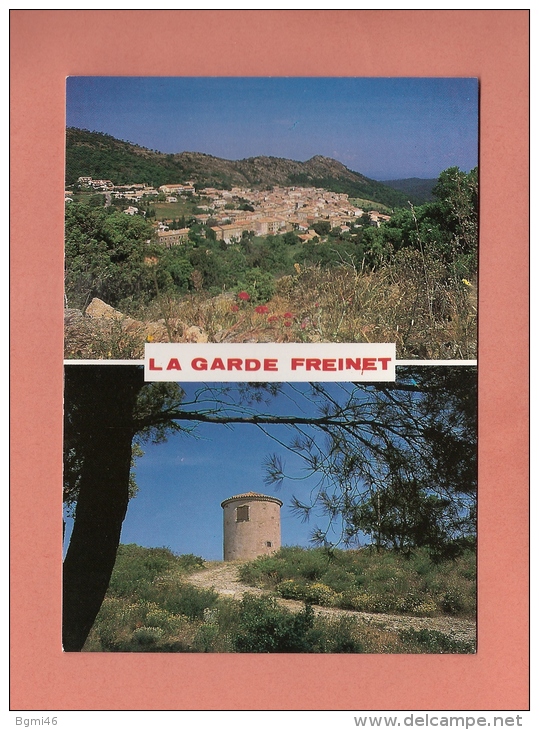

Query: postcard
60;75;479;659
10;9;529;713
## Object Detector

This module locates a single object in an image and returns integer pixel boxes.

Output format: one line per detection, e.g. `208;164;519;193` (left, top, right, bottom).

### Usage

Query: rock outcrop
64;298;209;359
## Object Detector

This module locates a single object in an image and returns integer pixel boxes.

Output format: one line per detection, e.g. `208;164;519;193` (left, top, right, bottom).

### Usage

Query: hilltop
82;544;476;653
379;177;437;204
65;127;415;208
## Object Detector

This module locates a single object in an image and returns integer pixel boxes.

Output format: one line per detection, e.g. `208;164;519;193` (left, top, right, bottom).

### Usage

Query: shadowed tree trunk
62;366;144;651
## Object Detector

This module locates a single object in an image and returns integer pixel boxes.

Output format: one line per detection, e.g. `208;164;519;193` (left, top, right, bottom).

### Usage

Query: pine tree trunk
62;366;144;651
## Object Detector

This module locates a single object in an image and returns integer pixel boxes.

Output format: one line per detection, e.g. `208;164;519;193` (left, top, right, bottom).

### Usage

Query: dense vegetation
84;544;475;654
239;546;476;617
65;128;190;188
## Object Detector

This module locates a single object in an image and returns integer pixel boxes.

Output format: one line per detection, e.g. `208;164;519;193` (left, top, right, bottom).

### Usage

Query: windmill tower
221;491;282;561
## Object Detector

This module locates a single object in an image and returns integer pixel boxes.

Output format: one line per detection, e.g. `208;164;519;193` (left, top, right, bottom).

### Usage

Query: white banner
144;342;396;382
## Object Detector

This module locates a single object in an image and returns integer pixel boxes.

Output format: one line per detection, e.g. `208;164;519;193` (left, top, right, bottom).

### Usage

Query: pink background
10;10;529;710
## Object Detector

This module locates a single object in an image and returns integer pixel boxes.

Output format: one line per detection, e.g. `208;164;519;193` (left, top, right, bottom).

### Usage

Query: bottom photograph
62;364;477;654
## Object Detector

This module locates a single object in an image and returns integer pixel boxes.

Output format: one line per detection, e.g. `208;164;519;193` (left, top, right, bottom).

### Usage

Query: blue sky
66;76;478;180
123;408;321;561
123;381;351;560
64;381;366;561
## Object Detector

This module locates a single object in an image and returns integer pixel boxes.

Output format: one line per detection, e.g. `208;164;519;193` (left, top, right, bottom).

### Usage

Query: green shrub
321;565;358;593
237;268;276;303
233;595;318;653
239;546;331;585
275;579;337;607
441;588;466;615
304;582;339;606
339;591;389;613
89;597;148;651
107;544;205;599
86;544;475;654
315;616;365;653
85;546;218;651
157;581;218;620
399;628;475;654
193;623;220;653
241;546;476;619
238;555;283;587
275;579;307;601
131;626;164;647
175;553;206;571
144;606;188;633
408;600;438;617
230;595;367;654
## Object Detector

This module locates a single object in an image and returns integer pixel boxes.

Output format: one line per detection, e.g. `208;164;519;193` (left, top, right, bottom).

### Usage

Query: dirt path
185;562;476;645
186;561;267;599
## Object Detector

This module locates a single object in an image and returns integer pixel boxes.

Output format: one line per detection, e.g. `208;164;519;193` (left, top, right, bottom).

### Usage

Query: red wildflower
237;291;250;301
255;305;269;314
284;321;292;327
230;304;239;312
267;315;279;323
283;312;293;319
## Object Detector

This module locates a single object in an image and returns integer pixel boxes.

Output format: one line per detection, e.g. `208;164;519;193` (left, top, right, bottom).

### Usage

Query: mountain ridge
65;127;427;207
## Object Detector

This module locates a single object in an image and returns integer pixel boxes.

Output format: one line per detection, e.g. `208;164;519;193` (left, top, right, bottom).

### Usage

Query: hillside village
67;176;391;247
64;162;477;360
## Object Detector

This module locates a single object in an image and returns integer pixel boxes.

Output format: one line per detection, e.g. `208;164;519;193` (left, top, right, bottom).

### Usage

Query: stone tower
221;491;282;561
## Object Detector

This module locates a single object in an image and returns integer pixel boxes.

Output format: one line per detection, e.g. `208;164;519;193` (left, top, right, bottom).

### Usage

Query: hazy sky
65;76;478;180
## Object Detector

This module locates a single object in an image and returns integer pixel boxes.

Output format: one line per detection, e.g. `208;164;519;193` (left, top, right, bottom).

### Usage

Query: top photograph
63;77;478;361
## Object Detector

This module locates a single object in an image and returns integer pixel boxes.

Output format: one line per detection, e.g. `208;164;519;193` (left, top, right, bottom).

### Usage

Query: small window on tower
266;541;273;548
236;505;249;522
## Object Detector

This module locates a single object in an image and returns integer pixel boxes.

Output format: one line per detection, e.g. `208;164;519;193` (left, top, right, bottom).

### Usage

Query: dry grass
64;260;477;360
64;314;149;360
